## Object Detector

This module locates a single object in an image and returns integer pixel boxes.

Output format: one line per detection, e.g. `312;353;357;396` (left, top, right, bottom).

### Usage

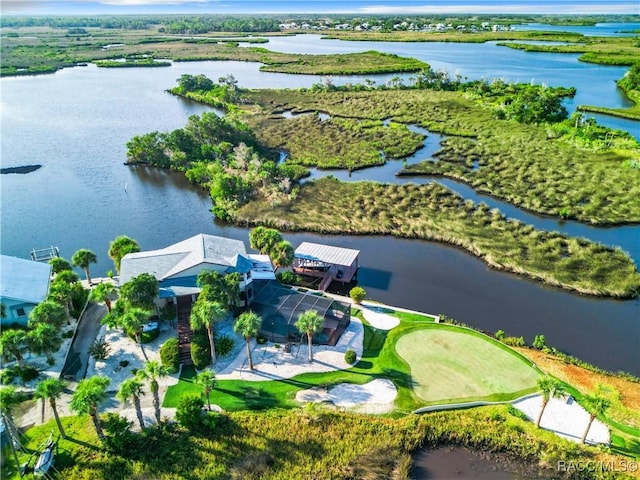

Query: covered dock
292;242;360;291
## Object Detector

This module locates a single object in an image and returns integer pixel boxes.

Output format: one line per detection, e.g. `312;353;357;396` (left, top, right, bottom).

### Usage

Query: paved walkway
512;394;610;445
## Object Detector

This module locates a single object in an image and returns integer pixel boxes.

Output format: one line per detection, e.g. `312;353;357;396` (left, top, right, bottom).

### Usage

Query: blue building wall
0;297;35;327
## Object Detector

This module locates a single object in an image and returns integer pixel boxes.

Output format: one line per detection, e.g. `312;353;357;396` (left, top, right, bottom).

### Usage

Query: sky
2;0;639;16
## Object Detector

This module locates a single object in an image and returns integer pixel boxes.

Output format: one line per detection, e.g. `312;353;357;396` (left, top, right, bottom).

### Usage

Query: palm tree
72;248;98;285
535;377;564;427
90;282;118;312
120;307;152;360
117;377;146;431
137;360;167;426
108;235;140;274
195;370;217;411
27;322;63;365
233;311;262;370
295;310;324;363
48;280;74;321
581;394;611;444
190;300;227;366
270;240;295;270
0;329;28;367
70;376;110;442
35;378;67;439
249;226;282;254
49;257;72;274
28;299;67;328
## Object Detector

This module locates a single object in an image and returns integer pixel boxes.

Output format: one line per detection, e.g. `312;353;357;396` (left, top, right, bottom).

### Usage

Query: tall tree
27;322;63;365
190;300;227;366
90;282;118;312
119;273;159;311
70;376;110;442
0;329;28;367
581;394;611;444
72;248;98;285
295;310;324;363
137;360;167;426
108;235;140;274
249;226;282;254
535;377;564;427
270;240;295;270
34;378;67;439
49;257;72;274
28;300;67;328
233;311;262;370
120;307;152;360
48;280;74;320
195;369;217;411
117;377;146;431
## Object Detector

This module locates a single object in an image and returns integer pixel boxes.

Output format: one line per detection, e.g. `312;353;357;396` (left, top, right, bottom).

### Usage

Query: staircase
318;265;337;291
177;296;194;366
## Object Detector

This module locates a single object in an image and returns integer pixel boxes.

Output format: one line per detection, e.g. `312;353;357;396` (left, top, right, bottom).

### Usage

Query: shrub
159;304;177;323
344;349;357;365
349;286;366;304
0;366;18;385
256;335;267;345
495;329;505;340
191;333;211;370
276;271;299;286
103;412;135;454
160;338;180;373
503;336;526;347
140;328;159;344
89;336;111;361
16;365;39;384
532;334;546;350
176;393;205;431
215;335;235;358
70;283;90;319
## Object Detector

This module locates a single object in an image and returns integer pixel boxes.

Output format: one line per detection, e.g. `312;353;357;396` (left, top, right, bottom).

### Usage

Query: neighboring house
119;233;274;307
0;254;52;327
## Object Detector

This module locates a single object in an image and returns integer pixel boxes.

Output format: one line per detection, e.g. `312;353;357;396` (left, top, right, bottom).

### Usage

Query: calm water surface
1;39;639;374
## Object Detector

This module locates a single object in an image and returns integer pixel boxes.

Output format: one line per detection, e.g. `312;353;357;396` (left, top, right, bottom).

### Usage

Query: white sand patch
217;317;364;381
512;394;610;445
118;406;176;431
86;324;180;391
360;305;399;330
296;378;397;414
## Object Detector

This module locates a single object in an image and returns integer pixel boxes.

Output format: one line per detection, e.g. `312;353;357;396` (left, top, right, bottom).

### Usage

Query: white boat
33;434;55;477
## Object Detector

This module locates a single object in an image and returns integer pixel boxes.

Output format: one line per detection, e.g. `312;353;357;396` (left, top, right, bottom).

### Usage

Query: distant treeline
3;14;639;31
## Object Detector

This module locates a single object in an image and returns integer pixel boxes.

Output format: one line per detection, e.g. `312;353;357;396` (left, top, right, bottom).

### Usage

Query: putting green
396;326;540;404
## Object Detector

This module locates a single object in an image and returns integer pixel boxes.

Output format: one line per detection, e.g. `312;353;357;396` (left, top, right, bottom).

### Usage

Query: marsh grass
235;177;640;297
8;406;636;480
245;88;640;224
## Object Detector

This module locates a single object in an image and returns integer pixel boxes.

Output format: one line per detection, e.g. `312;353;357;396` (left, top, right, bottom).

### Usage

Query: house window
15;307;26;317
246;271;251;279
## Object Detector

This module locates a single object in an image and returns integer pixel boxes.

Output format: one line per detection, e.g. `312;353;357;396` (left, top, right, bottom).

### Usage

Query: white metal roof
0;254;52;304
294;242;360;267
120;234;249;283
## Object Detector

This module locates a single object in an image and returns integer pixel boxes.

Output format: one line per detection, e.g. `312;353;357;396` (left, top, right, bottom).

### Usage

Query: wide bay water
1;33;639;375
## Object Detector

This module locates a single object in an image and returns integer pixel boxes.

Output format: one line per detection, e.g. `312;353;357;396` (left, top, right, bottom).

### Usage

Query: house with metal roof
0;254;52;327
292;242;360;291
120;233;273;303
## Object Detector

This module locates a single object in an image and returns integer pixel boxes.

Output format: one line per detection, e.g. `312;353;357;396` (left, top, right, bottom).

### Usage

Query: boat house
292;242;360;291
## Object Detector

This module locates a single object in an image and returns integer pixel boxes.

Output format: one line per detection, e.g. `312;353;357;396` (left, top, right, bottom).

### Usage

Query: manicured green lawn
166;314;538;412
395;325;541;404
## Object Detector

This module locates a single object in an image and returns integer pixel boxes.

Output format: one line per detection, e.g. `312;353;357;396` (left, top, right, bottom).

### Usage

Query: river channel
1;33;639;375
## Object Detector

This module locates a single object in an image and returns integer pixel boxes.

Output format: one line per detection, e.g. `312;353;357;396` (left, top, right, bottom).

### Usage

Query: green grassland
243;88;640;225
0;26;427;76
235;177;640;298
396;326;540;404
